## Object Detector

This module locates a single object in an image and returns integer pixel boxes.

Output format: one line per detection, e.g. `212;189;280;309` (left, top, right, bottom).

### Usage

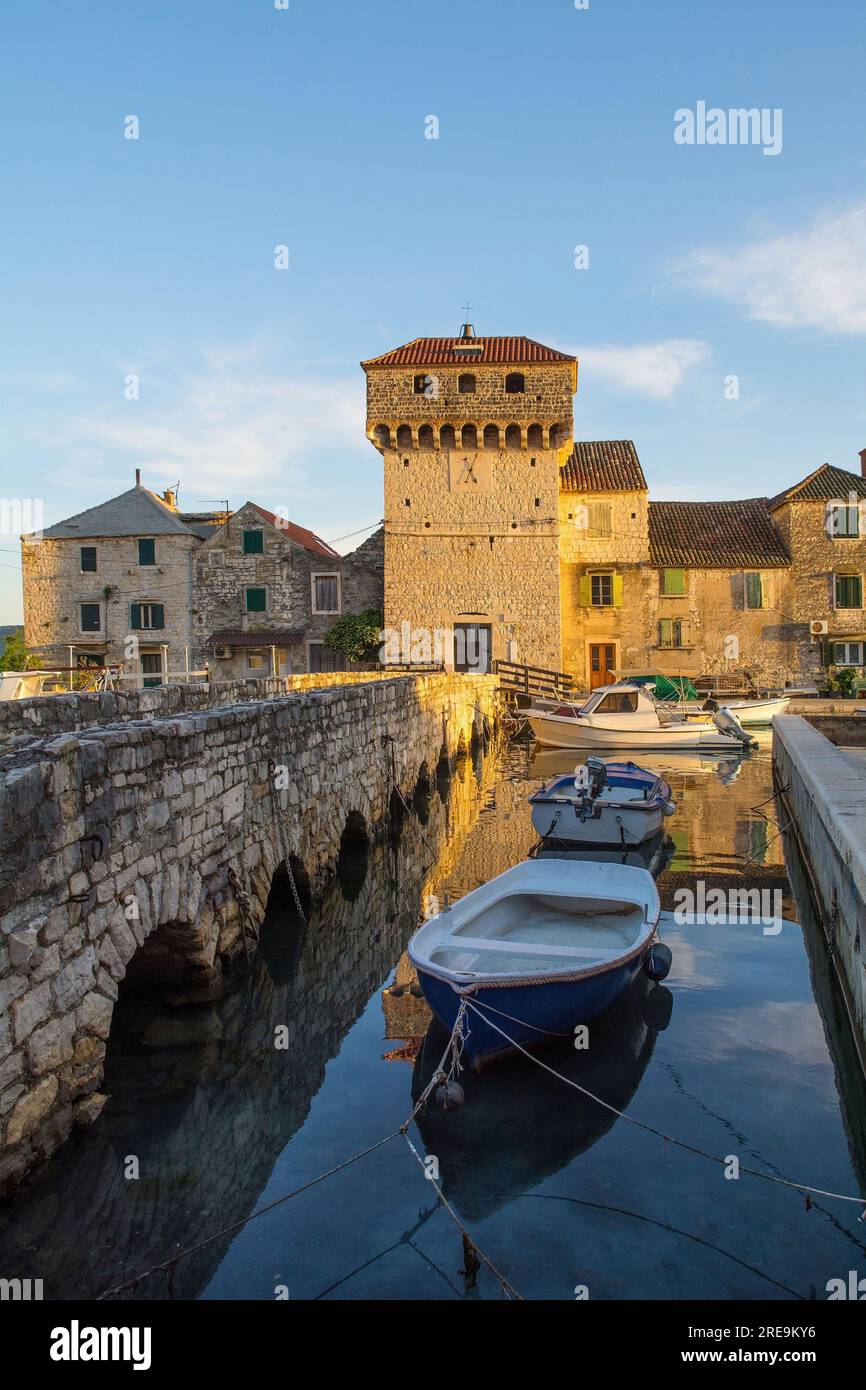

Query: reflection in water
412;974;671;1222
1;732;864;1301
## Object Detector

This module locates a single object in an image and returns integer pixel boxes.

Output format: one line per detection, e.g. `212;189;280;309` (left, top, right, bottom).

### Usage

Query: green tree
324;609;384;664
0;632;39;672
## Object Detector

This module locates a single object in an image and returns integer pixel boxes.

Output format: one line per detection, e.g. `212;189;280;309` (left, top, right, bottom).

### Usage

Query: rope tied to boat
461;998;866;1215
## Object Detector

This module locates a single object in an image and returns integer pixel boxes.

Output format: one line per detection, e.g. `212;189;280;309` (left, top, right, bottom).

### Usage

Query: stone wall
773;717;866;1051
0;672;500;1191
0;671;410;747
192;508;383;678
22;532;197;670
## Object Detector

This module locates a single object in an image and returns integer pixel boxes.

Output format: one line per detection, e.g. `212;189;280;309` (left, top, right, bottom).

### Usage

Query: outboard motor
574;756;607;820
711;704;757;747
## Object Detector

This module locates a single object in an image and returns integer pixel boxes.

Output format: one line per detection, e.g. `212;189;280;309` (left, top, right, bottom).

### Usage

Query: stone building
21;477;384;684
193;503;383;679
364;325;866;691
362;324;576;674
21;475;223;686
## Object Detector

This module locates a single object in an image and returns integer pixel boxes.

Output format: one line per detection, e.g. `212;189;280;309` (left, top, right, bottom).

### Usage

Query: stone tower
362;325;577;672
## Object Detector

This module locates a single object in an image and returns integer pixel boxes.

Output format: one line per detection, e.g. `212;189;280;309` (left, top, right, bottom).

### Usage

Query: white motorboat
700;695;791;726
526;682;756;751
529;757;675;847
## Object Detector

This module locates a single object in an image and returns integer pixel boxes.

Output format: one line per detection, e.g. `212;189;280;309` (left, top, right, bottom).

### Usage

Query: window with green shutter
827;503;860;538
243;529;264;555
661;568;685;595
745;572;763;609
246;587;267;613
138;538;155;566
586;502;612;538
658;618;684;648
590;573;613;606
80;603;101;632
131;603;164;630
835;574;863;609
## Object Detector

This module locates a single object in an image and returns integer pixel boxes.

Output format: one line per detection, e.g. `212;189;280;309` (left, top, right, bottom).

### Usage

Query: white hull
531;799;666;845
527;712;745;751
724;696;791;726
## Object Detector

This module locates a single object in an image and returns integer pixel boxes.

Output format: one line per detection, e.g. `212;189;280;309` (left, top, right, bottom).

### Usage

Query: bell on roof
459;321;476;340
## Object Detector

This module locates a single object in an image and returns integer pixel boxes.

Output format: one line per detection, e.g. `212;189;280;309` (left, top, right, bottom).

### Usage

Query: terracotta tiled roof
362;337;575;367
648;499;790;569
207;629;302;648
249;505;340;559
769;463;866;509
560;440;647;493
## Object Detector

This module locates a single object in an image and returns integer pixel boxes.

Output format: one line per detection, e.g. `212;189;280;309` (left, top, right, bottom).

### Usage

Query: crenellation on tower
362;330;578;673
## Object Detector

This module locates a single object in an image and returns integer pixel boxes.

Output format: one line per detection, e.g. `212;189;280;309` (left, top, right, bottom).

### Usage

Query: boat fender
643;942;673;981
664;799;677;817
435;1080;466;1111
641;984;674;1031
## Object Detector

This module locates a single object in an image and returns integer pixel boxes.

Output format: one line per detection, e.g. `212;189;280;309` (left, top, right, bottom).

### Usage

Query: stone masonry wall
0;673;499;1192
22;533;197;668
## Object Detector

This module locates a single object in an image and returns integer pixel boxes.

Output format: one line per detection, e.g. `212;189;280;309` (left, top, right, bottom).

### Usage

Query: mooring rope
95;1000;520;1302
463;999;866;1213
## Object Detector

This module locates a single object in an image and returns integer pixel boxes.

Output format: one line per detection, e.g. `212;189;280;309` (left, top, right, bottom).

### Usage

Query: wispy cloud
44;343;367;505
673;202;866;335
569;339;710;400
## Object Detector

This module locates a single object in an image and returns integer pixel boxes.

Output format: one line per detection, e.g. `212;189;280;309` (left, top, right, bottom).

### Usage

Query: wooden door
589;643;615;689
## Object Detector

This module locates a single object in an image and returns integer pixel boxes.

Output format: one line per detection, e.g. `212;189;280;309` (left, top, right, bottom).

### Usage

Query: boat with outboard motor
529;757;675;848
526;682;757;750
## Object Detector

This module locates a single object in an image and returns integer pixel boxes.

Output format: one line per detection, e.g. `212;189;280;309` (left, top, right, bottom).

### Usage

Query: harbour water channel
1;731;865;1300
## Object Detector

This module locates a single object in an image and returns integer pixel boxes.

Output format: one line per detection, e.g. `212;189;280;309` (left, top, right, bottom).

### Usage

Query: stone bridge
0;673;500;1192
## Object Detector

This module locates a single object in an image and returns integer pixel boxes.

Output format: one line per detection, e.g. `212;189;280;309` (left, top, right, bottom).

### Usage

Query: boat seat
433;934;635;962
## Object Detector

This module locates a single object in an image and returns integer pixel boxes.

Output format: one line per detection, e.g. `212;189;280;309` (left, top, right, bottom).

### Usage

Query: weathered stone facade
23;529;198;676
192;504;383;679
365;332;866;691
363;333;577;674
21;485;384;684
0;672;499;1191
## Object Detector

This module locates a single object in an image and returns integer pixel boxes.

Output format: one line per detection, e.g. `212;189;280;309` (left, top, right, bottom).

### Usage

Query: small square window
312;574;340;614
243;529;264;555
138;538;155;566
80;603;101;632
80;546;97;573
835;574;863;609
246;587;267;613
661;568;685;595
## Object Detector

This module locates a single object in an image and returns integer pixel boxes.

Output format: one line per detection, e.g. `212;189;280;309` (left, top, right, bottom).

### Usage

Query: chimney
163;488;177;510
135;468;141;487
859;447;866;478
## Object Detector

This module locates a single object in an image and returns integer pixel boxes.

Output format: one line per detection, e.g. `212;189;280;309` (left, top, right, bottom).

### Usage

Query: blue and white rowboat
529;758;675;847
408;860;662;1071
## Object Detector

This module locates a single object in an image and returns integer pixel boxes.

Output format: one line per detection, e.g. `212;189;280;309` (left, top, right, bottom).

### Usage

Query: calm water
2;733;865;1301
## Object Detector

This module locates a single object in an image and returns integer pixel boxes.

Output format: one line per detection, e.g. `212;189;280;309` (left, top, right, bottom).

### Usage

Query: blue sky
1;0;864;621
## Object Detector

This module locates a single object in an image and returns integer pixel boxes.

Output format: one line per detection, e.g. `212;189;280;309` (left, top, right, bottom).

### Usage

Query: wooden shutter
659;619;672;647
612;574;624;607
745;572;763;608
579;575;592;606
152;604;165;630
664;568;685;595
130;603;141;629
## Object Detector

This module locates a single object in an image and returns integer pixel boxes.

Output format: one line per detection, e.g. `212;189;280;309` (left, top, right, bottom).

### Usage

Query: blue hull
416;953;646;1071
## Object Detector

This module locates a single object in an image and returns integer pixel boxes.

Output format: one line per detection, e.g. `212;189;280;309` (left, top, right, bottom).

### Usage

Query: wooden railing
494;659;575;701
